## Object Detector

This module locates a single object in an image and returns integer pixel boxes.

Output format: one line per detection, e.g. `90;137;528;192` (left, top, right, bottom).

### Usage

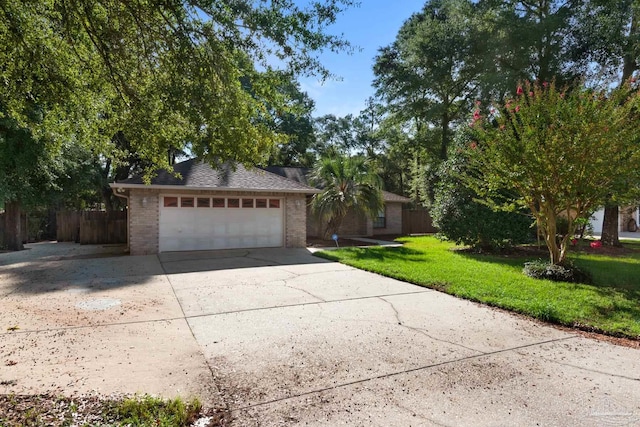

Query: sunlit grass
316;236;640;339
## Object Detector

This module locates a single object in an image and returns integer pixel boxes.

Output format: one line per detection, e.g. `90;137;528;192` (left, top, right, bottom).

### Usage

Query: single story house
110;159;410;255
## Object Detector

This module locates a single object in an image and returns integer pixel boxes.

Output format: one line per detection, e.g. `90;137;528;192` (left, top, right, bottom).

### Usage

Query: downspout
111;187;130;253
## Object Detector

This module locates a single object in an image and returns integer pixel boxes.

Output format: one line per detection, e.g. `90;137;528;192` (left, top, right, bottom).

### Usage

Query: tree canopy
468;81;640;264
1;0;355;172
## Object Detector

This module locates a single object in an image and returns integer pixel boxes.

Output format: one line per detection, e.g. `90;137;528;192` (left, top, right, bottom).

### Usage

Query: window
373;207;386;228
181;197;194;208
164;197;178;207
228;198;240;208
242;198;254;208
212;198;225;208
269;199;280;208
255;198;267;208
197;197;210;208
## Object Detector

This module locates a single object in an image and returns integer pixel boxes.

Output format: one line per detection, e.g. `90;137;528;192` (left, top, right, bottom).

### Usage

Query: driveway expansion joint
229;335;579;414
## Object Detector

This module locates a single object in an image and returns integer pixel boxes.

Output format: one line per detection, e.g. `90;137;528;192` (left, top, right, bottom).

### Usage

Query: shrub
431;129;534;250
523;260;592;284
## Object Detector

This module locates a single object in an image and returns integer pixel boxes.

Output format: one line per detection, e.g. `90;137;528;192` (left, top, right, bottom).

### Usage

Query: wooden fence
402;209;438;235
57;211;127;244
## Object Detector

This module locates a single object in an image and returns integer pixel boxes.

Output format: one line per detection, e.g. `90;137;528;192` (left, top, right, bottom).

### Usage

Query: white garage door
159;195;284;252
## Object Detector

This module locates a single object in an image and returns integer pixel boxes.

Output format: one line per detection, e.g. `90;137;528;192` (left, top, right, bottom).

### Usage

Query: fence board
56;211;80;242
402;209;437;235
79;211;127;244
56;210;126;244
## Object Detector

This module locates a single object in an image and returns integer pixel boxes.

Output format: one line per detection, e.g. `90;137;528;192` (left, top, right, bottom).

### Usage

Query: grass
108;395;203;426
316;236;640;339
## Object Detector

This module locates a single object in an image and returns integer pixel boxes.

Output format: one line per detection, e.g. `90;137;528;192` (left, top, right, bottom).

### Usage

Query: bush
431;130;534;250
523;260;592;284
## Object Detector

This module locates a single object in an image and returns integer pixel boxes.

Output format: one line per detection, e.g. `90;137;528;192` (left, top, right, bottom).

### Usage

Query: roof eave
109;182;321;194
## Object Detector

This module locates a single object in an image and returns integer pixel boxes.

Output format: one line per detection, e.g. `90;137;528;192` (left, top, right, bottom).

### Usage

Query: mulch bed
454;242;640;258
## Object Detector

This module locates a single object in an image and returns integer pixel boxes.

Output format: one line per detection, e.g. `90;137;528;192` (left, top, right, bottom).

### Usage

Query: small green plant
109;395;202;427
523;260;592;283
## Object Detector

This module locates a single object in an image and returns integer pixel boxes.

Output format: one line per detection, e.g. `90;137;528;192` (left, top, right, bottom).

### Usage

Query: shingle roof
263;166;411;203
115;159;318;193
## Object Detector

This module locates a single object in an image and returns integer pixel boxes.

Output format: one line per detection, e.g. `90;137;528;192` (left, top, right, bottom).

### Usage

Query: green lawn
316;236;640;339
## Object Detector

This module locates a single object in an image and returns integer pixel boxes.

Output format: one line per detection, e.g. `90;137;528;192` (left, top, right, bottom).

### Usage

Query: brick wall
128;190;159;255
286;194;307;247
373;203;403;236
339;210;368;236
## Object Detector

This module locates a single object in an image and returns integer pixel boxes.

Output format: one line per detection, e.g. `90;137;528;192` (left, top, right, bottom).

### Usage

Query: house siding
286;194;307;247
373;203;403;236
129;190;160;256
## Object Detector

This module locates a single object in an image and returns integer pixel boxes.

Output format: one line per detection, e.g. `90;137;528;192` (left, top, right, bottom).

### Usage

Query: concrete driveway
1;243;639;426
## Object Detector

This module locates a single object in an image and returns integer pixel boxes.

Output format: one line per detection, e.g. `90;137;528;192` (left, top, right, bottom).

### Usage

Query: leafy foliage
432;130;533;250
523;260;592;284
468;81;640;264
310;156;383;238
0;0;355;177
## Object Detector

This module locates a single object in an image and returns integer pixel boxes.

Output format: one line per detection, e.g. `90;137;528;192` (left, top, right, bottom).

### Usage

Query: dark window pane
212;198;225;208
269;199;280;208
164;197;178;207
228;198;240;208
181;197;194;208
242;198;254;208
197;197;210;208
255;198;267;208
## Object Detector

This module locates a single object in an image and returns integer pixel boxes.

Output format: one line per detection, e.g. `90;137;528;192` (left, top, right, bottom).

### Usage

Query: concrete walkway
1;243;639;426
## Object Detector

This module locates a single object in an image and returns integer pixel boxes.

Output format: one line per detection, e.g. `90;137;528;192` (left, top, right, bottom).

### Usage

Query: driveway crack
281;279;326;302
378;296;484;354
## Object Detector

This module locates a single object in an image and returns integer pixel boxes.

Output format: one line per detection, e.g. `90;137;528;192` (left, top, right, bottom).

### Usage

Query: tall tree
0;0;355;249
373;0;486;163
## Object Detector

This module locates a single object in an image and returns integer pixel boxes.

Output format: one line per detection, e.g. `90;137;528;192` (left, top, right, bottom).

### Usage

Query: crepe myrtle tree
310;156;383;239
466;81;640;265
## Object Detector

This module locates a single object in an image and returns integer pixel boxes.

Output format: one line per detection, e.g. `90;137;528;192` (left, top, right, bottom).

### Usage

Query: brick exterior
127;189;308;253
373;203;403;236
337;210;367;236
285;194;307;247
128;190;160;256
307;202;405;238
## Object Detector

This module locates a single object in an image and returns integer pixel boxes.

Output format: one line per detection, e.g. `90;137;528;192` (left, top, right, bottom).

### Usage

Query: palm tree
310;155;383;238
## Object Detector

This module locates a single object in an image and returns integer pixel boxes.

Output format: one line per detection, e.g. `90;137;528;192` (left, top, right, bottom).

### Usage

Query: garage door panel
159;196;284;252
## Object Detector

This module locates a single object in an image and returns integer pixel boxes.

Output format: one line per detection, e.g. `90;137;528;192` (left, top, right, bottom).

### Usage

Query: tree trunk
4;200;23;251
601;205;621;247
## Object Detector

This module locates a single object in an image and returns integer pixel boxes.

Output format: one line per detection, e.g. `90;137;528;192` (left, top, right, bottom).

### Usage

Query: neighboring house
263;166;411;238
110;160;411;255
110;159;319;255
589;205;640;234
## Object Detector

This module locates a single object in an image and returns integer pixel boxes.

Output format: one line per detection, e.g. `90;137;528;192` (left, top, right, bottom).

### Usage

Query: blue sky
299;1;425;118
